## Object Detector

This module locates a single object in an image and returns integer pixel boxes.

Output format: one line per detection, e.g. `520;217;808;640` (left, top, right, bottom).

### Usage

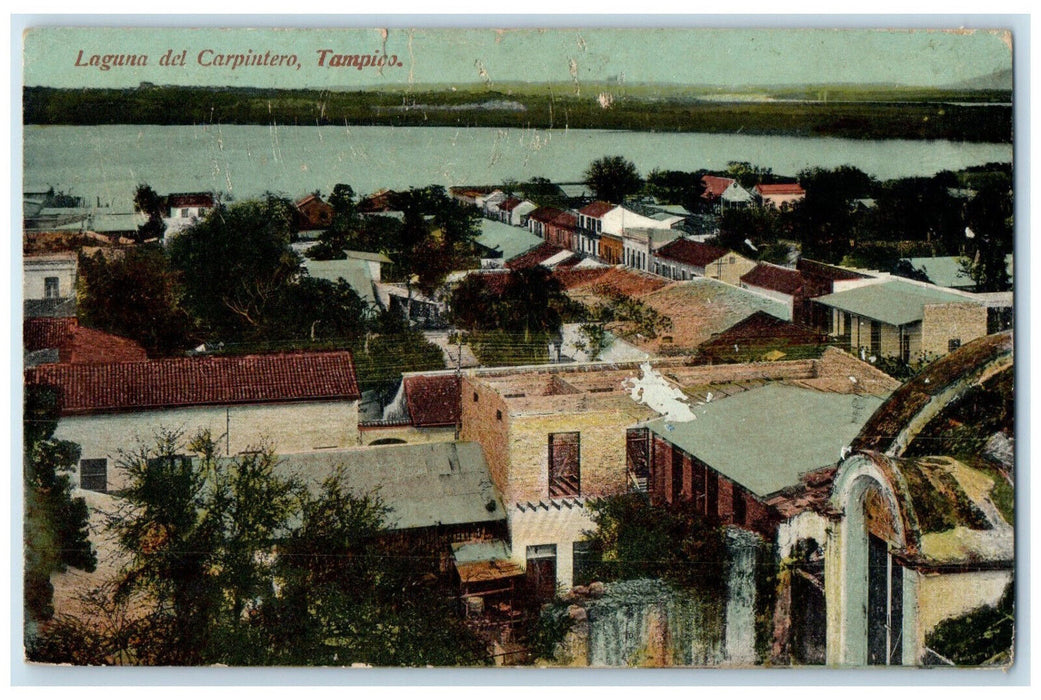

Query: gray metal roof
276;442;505;532
475;218;543;261
902;255;1014;289
302;258;376;306
645;383;885;498
814;280;981;327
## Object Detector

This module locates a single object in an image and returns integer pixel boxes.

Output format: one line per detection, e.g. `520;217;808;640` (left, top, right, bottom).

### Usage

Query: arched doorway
831;455;909;667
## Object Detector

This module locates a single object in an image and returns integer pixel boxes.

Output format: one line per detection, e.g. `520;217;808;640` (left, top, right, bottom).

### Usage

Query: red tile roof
529;206;564;223
549;211;578;229
24;318;148;364
797;258;871;282
24;317;78;352
740;264;808;297
655;239;730;268
505;242;568;270
499;197;523;212
553;267;611;289
167;192;215;208
403;374;461;427
577;201;616;218
755;183;805;196
700;311;824;353
25;351;361;416
701;175;736;200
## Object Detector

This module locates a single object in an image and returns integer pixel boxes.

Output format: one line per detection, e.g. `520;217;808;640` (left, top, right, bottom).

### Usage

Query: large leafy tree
167;195;302;340
962;174;1013;292
584;155;642;204
787;166;875;261
78;246;196;356
644;169;707;212
31;431;486;666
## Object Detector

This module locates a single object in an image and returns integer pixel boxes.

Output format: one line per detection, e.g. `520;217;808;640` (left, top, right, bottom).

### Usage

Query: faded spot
597;92;614;109
623;363;696;422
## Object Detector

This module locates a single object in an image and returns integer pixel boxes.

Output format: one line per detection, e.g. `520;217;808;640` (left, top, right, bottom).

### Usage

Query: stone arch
828;453;910;666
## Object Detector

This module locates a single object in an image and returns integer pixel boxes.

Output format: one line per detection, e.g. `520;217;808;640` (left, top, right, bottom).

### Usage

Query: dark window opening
573;541;599;586
548;432;580;498
526;544;557;601
671;448;685;503
80;458;107;492
870;321;882;356
44;276;60;299
625;427;650;491
948;338;961;353
733;486;747;525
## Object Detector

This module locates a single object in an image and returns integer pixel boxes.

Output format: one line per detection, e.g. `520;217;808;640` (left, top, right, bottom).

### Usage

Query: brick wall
459;377;514;501
921;303;988;358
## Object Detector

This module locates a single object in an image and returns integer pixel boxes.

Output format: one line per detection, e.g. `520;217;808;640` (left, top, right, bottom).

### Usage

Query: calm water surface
24;124;1013;211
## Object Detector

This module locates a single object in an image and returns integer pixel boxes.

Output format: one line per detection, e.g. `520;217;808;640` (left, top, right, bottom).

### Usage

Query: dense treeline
23;85;1012;142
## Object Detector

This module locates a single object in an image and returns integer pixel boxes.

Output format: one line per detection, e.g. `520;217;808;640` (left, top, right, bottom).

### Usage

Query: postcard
19;24;1015;670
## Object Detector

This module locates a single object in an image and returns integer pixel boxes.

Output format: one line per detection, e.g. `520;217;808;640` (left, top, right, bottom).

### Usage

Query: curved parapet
850;331;1013;457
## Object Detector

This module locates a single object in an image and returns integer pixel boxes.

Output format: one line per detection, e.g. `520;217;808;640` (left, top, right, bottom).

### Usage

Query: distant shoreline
23;85;1013;143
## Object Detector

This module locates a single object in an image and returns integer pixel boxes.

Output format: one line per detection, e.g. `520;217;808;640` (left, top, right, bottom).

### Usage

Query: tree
584;155;642;204
167;195;303;341
78;246;196;356
725;161;775;191
582;493;728;594
788;166;875;261
644;169;707;212
34;430;487;666
24;385;96;632
133;184;166;241
962;175;1013;292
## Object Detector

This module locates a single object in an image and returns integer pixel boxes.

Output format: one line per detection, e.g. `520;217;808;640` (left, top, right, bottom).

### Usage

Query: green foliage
78;246;196;356
23;85;1012;143
133;183;167;241
32;430;486;666
726;161;777;190
583;493;729;595
925;582;1014;666
167;195;302;340
962;174;1013;292
644;169;706;211
575;323;610;361
353;323;446;402
584;155;642;204
23;385;96;629
518;176;568;208
525;603;576;662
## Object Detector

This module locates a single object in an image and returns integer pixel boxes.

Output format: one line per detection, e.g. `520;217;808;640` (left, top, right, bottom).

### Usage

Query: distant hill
948;68;1013;91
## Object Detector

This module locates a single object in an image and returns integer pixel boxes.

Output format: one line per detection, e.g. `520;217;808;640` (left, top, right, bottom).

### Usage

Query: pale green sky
23;26;1013;89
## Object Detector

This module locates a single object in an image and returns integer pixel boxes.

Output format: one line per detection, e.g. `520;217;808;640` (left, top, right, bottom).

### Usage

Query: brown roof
499;197;523;212
403;374;461;428
61;327;150;364
549;211;578;229
755;183;805;196
553;267;611;290
24;317;78;352
797;258;871;282
577;201;616;218
701;175;736;200
565;266;669;297
167;192;215;208
25;350;361;416
655;239;730;268
505;242;568;270
740;264;808;297
529;206;564;223
700;311;824;355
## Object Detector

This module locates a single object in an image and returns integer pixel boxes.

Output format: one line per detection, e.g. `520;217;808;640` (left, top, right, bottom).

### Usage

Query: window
496;409;503;421
671;448;685;502
729;256;736;264
80;458;107;492
948;338;961;353
732;485;747;525
548;431;580;497
44;276;60;299
180;207;190;218
473;392;479;402
573;541;599;586
870;321;882;356
625;427;650;491
526;544;557;601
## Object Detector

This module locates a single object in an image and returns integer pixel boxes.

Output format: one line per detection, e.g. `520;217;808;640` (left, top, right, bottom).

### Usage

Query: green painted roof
646;384;885;498
277;442;505;532
903;255;1014;289
303;258;376;306
475;218;543;261
815;279;980;327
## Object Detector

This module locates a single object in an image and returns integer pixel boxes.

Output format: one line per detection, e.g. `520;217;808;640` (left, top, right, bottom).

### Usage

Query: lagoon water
24;124;1012;211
